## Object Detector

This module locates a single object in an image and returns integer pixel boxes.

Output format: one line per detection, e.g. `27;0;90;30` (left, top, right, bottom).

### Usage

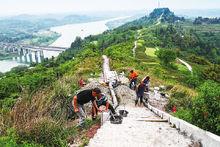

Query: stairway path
132;41;137;58
87;55;192;147
88;104;192;147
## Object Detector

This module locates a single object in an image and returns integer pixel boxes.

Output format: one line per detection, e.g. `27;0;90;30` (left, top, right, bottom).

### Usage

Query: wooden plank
140;116;151;118
137;119;168;122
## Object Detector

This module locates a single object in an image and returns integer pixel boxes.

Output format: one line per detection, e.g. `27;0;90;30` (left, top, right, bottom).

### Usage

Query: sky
0;0;220;16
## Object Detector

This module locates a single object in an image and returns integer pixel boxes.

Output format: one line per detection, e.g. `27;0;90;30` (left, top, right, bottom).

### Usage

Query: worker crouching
92;94;116;120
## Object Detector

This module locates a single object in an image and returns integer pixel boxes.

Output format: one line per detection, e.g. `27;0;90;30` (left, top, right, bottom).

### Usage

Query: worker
142;76;150;92
135;82;145;107
92;94;116;120
129;70;138;90
72;88;101;126
78;77;86;88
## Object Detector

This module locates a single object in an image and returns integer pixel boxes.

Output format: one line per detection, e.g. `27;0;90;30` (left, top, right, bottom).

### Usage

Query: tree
0;72;3;78
155;48;177;67
191;81;220;135
202;64;220;82
71;36;83;49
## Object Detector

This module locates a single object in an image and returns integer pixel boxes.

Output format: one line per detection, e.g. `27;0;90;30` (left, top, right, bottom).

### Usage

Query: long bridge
0;42;68;63
0;42;68;52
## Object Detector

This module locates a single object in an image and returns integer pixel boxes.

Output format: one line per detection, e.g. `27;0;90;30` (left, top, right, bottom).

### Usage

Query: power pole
158;0;160;8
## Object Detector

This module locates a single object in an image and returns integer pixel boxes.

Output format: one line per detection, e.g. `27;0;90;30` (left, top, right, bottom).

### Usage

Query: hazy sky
0;0;220;16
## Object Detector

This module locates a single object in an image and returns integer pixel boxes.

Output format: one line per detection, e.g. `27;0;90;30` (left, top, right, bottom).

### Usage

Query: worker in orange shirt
129;70;138;90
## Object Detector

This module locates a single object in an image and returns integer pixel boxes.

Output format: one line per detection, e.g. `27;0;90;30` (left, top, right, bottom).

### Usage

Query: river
0;16;129;73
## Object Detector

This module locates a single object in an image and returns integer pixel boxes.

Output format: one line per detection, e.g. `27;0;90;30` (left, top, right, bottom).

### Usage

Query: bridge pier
34;51;39;63
13;46;16;52
24;53;28;63
29;52;33;63
19;54;23;63
25;49;29;54
17;48;23;56
40;50;44;63
20;48;24;56
14;56;18;61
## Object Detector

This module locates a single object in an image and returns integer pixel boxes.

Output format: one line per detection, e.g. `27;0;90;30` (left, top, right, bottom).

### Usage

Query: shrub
19;118;68;147
0;128;42;147
155;48;177;67
174;108;192;123
11;65;29;74
202;64;220;82
191;81;220;135
185;74;202;88
0;98;17;109
166;85;196;111
0;72;4;78
188;54;210;65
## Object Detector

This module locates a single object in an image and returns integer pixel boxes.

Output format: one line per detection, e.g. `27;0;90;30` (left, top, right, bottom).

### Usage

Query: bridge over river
0;42;68;63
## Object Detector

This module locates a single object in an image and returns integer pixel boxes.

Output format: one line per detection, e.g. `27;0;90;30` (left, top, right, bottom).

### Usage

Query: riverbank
0;60;27;73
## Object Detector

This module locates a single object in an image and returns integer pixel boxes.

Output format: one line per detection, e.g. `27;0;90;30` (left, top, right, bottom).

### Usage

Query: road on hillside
178;58;193;72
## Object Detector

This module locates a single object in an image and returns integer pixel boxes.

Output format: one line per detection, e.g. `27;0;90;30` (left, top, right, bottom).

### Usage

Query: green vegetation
155;48;177;68
0;41;103;146
145;47;157;57
191;81;220;134
0;51;17;60
22;31;61;46
194;17;220;25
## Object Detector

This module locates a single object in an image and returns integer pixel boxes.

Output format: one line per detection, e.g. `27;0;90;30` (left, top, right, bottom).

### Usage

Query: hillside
0;8;220;146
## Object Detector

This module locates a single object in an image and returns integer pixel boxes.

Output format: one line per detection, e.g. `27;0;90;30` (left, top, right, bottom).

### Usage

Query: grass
176;63;189;72
145;47;157;57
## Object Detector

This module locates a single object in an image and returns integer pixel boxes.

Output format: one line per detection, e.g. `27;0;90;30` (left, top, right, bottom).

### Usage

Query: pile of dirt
148;95;168;111
114;85;136;105
79;80;111;98
86;124;101;139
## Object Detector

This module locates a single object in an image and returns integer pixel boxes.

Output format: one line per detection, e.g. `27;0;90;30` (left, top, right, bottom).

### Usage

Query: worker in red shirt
129;70;138;90
78;77;86;88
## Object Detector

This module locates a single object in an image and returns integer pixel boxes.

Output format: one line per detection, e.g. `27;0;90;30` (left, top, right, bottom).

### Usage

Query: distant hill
194;16;220;25
120;8;185;29
148;8;185;23
175;9;220;18
62;15;101;24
